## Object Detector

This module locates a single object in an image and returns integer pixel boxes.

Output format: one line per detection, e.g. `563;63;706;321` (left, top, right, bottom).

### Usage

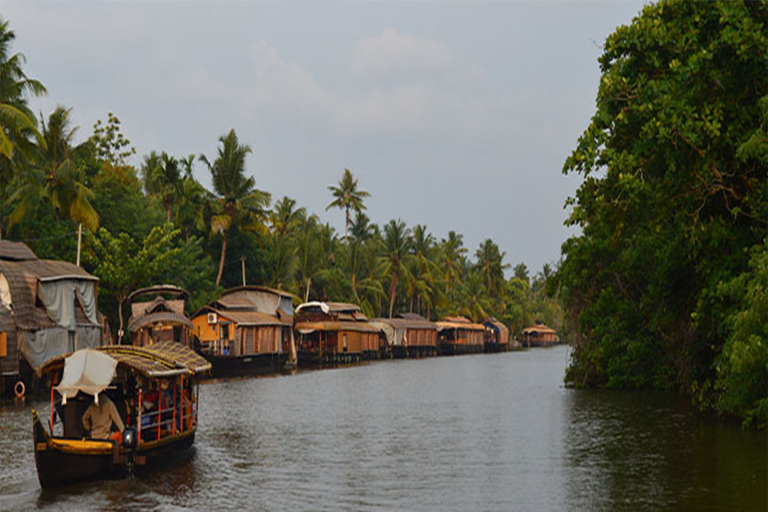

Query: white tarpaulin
54;349;117;404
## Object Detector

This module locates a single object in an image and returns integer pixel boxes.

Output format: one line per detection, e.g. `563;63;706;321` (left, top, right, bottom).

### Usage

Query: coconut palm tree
326;168;370;241
381;219;412;318
199;129;271;286
8;106;99;232
270;196;306;237
0;17;46;238
475;238;510;299
0;17;46;160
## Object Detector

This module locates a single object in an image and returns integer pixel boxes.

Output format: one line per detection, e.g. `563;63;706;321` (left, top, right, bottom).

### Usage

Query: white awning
54;349;117;405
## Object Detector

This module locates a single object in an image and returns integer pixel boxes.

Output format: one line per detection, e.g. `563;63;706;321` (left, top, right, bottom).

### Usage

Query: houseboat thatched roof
0;240;37;261
483;317;509;343
199;307;290;327
40;340;211;378
522;323;557;335
435;316;486;331
295;321;383;335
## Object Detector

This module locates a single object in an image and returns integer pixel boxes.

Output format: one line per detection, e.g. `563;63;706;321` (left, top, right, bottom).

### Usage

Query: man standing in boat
82;392;125;441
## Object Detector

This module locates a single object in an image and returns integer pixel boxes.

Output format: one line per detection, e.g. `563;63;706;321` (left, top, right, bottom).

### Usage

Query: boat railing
137;388;197;444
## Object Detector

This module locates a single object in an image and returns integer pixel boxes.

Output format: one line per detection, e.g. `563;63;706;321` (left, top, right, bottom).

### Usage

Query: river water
0;345;765;511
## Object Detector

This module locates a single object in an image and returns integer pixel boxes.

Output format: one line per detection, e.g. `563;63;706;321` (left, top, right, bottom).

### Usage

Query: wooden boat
371;313;438;358
190;286;297;377
435;316;486;355
31;341;210;488
295;302;384;366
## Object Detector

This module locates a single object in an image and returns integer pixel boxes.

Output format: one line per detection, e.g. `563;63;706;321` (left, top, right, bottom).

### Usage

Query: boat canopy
54;349;118;404
40;341;212;384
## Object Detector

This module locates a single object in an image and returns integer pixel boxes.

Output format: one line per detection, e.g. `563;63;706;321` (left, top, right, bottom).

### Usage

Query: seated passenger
82;392;125;441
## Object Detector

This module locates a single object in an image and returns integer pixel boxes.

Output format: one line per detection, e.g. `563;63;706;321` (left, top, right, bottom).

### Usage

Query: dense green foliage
558;0;767;427
0;16;561;347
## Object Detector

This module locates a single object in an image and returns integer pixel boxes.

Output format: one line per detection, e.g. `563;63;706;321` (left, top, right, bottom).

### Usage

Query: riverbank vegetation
0;17;561;346
558;0;767;428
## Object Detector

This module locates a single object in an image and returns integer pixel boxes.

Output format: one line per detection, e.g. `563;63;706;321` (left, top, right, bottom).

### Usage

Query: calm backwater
0;345;765;511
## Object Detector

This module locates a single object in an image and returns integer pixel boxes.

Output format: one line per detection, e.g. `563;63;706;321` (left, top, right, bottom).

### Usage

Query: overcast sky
4;1;646;275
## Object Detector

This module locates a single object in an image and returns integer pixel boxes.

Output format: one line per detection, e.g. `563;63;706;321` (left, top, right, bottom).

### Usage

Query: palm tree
8;106;99;232
409;224;440;317
381;219;412;318
146;152;182;222
270;196;306;237
175;154;210;240
0;17;46;238
0;17;46;160
199;129;271;286
475;238;510;299
326;168;370;241
439;231;468;298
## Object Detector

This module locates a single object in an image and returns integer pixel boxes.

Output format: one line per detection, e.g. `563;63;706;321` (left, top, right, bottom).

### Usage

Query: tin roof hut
0;240;103;372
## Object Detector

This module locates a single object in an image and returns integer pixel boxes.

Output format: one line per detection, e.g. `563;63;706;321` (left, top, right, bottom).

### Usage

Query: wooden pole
241;256;246;286
76;223;82;266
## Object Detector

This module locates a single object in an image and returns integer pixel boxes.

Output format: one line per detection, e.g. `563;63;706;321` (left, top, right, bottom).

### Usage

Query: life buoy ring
14;380;25;398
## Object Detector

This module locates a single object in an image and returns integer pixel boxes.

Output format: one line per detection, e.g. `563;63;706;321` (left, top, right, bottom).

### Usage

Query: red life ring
14;380;25;398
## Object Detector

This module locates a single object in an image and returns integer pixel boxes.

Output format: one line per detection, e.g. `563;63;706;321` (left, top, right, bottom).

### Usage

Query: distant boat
295;301;383;366
521;324;560;347
435;316;486;355
32;341;210;488
190;286;296;377
127;285;195;348
370;313;438;358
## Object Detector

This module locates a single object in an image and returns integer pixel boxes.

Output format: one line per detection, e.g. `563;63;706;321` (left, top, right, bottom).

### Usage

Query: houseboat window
221;324;230;340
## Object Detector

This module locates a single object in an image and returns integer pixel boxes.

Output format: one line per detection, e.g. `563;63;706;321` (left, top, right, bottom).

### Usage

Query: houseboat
483;317;510;353
295;301;383;366
32;341;210;488
436;316;486;355
127;285;194;348
371;313;438;358
521;324;560;347
0;240;106;397
191;286;296;377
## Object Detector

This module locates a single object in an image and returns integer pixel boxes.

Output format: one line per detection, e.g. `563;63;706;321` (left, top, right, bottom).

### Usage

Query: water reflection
0;346;765;511
564;390;767;512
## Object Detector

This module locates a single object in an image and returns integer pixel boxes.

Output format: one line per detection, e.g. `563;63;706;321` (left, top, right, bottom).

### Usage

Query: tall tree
326;168;370;241
199;129;271;286
90;225;182;342
9;106;99;232
475;238;510;299
381;219;412;318
0;17;45;160
558;0;767;423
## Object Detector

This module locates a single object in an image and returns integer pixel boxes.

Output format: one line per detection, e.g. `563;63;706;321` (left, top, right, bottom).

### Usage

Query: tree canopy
558;0;767;427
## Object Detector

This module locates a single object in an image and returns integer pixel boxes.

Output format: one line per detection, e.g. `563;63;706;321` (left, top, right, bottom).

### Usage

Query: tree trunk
388;271;398;318
216;232;228;286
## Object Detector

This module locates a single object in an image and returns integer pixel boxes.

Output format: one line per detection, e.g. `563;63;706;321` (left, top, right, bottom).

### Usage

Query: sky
3;0;647;275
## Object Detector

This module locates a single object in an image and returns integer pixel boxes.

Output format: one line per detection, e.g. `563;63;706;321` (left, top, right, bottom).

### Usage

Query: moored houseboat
295;301;383;366
0;240;107;397
32;341;210;488
371;313;438;358
127;285;195;348
483;317;510;353
436;316;486;355
190;286;296;377
521;324;560;347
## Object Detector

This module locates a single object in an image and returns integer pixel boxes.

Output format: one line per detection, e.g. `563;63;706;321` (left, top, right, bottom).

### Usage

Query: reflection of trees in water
563;391;767;512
